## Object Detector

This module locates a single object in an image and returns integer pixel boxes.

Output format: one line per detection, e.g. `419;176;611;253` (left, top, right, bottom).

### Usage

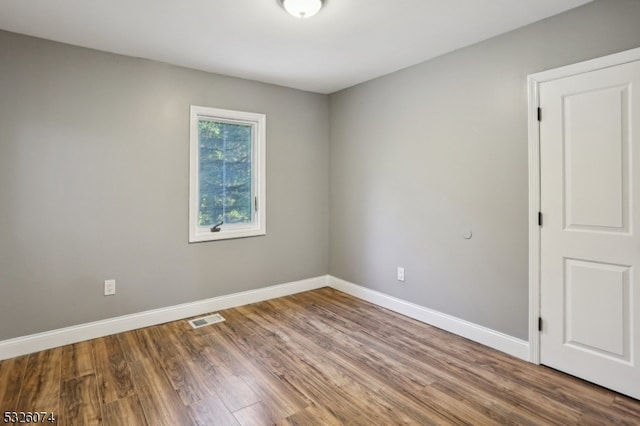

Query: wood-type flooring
0;287;639;425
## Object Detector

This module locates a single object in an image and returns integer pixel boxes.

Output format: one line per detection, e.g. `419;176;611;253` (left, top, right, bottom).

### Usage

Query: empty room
1;0;640;424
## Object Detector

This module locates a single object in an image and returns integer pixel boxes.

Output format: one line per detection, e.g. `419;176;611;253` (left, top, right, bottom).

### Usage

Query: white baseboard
0;274;530;363
328;276;530;361
0;275;329;361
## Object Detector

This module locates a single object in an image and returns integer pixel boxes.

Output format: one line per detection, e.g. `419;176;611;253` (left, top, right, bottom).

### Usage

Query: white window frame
189;105;266;242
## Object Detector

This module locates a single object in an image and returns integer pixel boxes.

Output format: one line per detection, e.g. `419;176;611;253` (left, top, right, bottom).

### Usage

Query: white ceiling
0;0;594;94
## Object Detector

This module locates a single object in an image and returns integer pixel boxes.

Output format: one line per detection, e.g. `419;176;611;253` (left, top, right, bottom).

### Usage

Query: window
189;106;266;242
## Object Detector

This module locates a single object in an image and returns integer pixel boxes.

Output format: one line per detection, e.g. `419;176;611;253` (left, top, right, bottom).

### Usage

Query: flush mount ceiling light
281;0;324;19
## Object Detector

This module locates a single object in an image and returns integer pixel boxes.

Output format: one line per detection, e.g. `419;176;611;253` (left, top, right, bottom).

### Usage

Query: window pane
198;120;252;226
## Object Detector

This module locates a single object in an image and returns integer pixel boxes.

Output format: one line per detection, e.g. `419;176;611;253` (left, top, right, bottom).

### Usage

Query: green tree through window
189;105;265;243
198;120;252;226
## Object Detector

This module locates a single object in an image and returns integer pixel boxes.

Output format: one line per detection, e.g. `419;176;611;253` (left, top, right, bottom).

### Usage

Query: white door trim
527;47;640;364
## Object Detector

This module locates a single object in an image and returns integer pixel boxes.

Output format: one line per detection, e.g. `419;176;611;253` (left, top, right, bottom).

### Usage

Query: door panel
564;85;628;230
539;59;640;399
564;258;629;360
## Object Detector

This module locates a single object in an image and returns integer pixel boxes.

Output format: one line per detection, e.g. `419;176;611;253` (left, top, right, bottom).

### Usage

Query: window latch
210;221;223;232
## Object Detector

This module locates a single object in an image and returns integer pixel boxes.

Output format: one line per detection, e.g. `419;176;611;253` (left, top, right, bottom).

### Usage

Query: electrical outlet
104;279;116;296
397;267;405;282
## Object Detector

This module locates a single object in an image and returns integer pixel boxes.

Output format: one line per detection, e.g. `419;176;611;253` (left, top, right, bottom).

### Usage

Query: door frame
527;47;640;364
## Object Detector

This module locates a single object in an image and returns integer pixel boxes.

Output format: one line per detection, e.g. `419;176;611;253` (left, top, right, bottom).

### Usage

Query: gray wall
329;0;640;340
2;0;640;344
0;31;330;340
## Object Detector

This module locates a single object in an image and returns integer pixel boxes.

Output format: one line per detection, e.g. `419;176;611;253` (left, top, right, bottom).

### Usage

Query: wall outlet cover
104;279;116;296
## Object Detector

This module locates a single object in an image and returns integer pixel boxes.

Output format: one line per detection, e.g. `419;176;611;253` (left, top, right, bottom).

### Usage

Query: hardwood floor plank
252;352;382;425
262;297;443;390
266;293;604;422
0;356;27;412
162;317;264;414
198;361;260;412
238;303;469;425
117;329;154;364
92;335;135;404
130;357;195;426
16;348;61;414
61;341;95;381
142;325;213;406
346;299;585;424
171;330;262;412
236;302;420;386
283;403;344;426
613;395;640;419
206;326;311;419
189;395;240;426
226;306;438;425
425;375;538;425
233;402;279;426
1;288;639;425
289;289;587;424
102;395;147;426
419;382;508;425
59;374;102;426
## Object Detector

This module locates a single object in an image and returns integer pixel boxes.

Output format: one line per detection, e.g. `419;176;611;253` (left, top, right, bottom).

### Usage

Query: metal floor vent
188;313;225;329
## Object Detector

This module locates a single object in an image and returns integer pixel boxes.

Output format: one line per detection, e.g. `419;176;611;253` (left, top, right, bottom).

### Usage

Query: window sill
189;228;266;243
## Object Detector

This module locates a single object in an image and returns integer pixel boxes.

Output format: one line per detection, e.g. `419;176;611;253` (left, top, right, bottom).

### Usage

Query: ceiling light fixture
281;0;324;19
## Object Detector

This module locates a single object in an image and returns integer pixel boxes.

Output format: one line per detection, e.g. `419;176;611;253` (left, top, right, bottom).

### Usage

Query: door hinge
537;107;541;122
538;212;543;227
538;317;543;332
255;196;258;212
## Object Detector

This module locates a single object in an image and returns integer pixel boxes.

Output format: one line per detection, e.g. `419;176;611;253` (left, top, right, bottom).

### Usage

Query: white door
539;58;640;399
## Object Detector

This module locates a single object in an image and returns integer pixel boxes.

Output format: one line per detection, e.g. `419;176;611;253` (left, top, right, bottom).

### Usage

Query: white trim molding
1;274;530;362
329;277;530;361
0;276;329;361
189;105;267;243
527;47;640;365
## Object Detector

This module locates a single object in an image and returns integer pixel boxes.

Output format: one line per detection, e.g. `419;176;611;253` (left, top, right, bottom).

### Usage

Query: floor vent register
188;313;226;329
